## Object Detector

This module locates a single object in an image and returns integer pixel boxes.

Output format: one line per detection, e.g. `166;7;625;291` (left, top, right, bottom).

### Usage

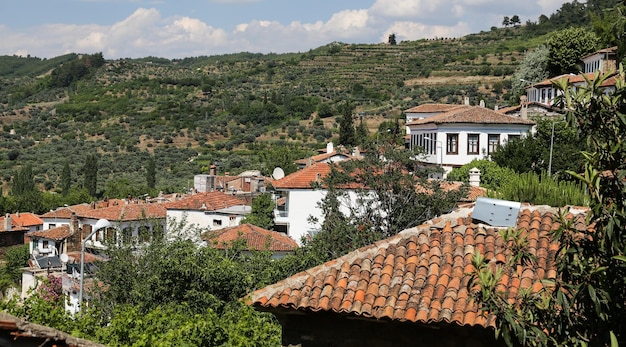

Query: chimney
4;213;11;231
326;142;334;154
469;167;481;187
210;164;216;176
69;212;79;235
464;96;470;105
520;95;528;119
479;100;485;108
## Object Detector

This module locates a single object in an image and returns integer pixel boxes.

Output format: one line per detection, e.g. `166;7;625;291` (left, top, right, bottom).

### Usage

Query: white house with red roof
165;191;251;240
406;104;535;177
524;46;620;107
294;142;355;169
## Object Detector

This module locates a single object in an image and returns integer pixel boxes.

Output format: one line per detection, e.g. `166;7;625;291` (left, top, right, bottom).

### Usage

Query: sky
0;0;571;60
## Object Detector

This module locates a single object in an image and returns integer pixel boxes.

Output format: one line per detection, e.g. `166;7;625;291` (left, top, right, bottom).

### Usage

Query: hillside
0;0;618;206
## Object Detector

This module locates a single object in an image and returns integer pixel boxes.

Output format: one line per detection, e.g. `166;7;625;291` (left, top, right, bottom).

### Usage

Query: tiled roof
165;191;247;210
0;213;43;227
41;204;96;219
273;162;332;189
249;205;586;328
407;105;535;126
437;181;487;202
205;223;298;252
77;203;167;221
405;104;465;113
531;72;619;88
28;225;71;241
295;151;351;165
581;46;617;59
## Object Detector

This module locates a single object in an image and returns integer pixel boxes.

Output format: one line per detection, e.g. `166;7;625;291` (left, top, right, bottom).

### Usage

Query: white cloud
383;21;471;42
0;2;572;59
370;0;439;18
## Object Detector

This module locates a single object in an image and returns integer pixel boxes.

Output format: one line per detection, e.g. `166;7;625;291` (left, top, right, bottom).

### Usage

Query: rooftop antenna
272;167;285;180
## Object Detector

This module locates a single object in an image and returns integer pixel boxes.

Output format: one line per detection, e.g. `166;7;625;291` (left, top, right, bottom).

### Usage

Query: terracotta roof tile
295;151;352;165
407;105;535;126
404;104;466;113
28;225;71;241
249;205;587;328
273;162;332;189
77;203;167;221
0;213;43;227
204;223;298;252
165;192;247;210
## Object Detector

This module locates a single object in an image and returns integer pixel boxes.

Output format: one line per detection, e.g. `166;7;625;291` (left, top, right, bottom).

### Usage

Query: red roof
205;223;298;252
295;151;352;165
249;205;587;328
404;104;465;113
273;162;332;189
406;105;535;126
28;225;71;241
0;212;43;228
77;203;167;221
165;191;247;210
531;72;619;88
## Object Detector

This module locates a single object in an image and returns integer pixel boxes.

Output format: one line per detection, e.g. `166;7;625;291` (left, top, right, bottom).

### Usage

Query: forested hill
0;0;620;213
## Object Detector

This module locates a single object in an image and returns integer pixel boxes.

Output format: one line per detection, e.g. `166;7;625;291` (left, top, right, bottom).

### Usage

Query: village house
273;161;485;244
406;104;535;177
294;142;357;169
249;201;585;347
0;215;29;248
203;223;298;259
165;191;251;236
524;46;620;107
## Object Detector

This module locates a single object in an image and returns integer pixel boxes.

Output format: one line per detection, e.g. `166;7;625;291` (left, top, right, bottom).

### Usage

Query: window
122;227;133;245
488;134;500;155
446;134;458;154
43;240;49;249
410;132;438;155
213;219;222;226
138;226;152;243
467;134;479;154
49;223;56;229
507;134;521;143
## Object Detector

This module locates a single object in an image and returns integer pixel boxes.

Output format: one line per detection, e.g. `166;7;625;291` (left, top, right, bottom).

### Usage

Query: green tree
0;244;29;293
510;45;550;100
502;16;510;27
240;193;275;230
338;101;356;147
310;144;467;260
60;161;71;196
146;157;156;189
510;15;521;26
547;27;599;75
83;153;98;197
355;116;370;148
491;116;585;177
11;164;36;196
388;33;397;45
446;159;517;190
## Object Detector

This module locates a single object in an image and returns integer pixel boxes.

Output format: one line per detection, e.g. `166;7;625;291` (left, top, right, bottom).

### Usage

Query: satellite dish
60;253;69;263
272;167;285;180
